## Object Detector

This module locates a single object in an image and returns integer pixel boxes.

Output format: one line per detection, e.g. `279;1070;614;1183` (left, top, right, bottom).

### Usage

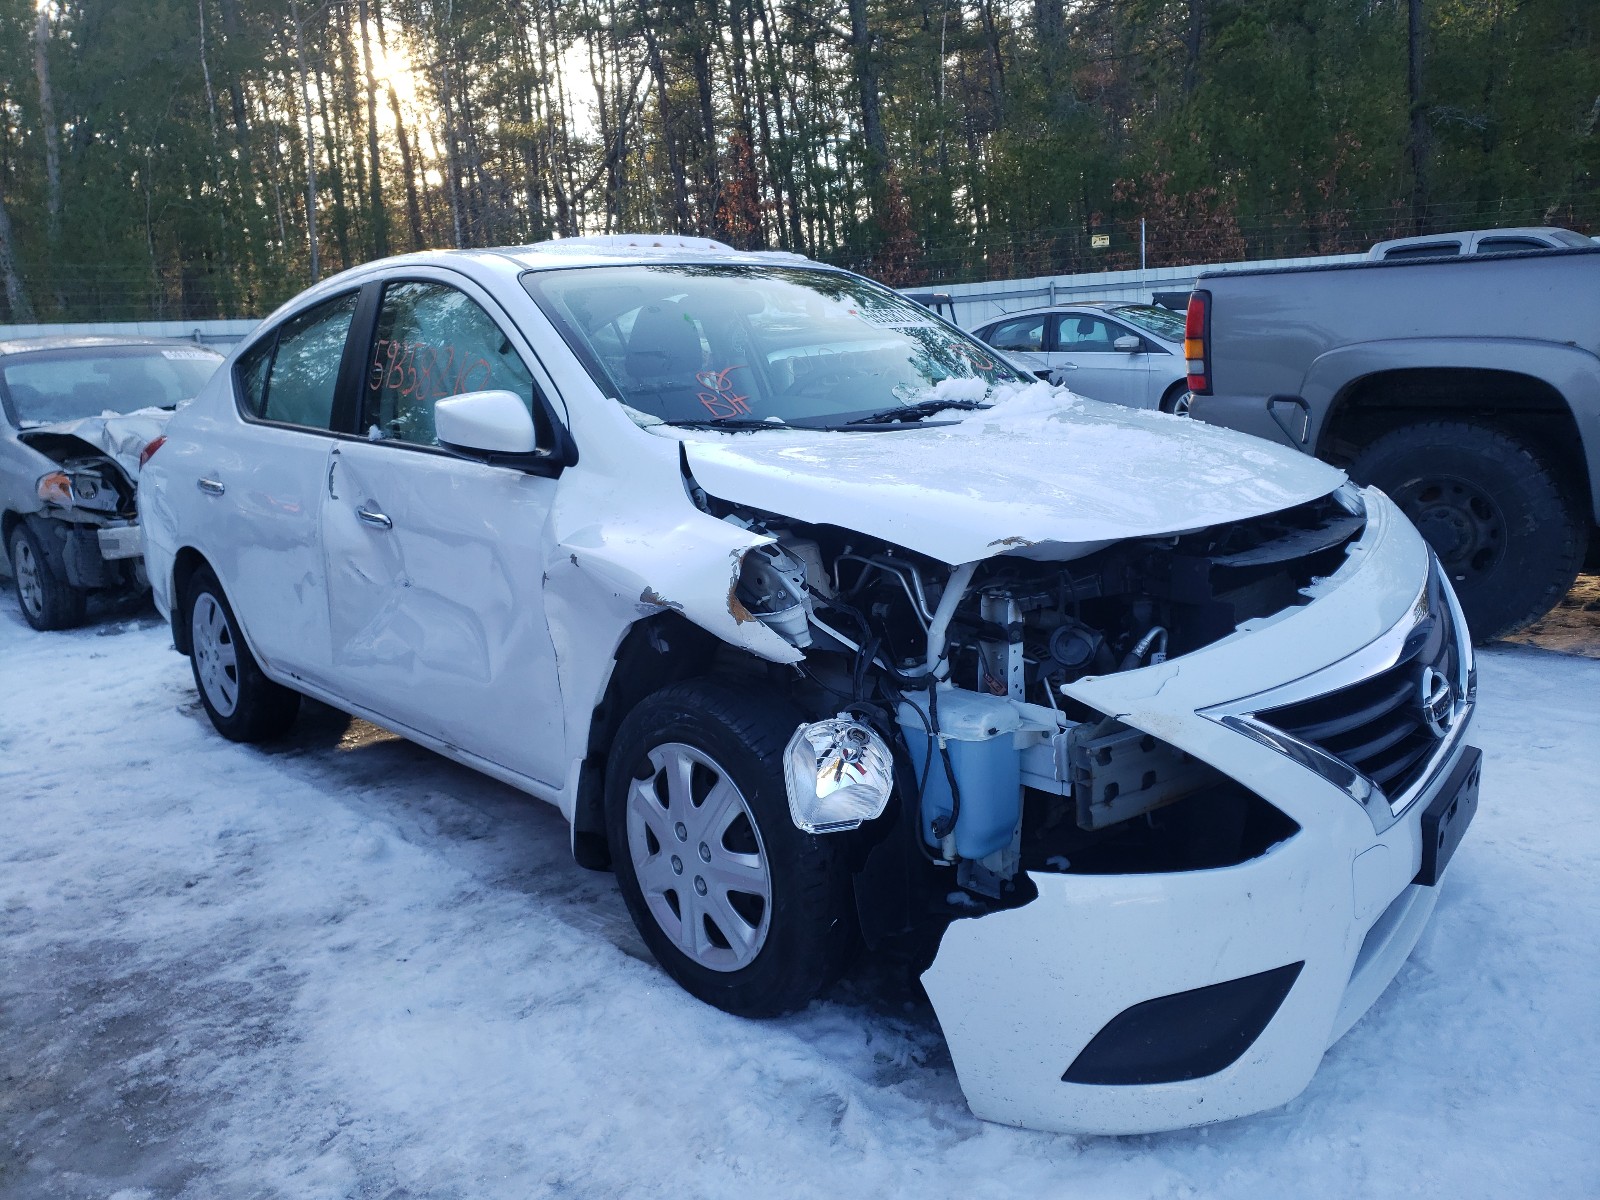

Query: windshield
522;263;1027;427
2;346;222;426
1111;305;1185;343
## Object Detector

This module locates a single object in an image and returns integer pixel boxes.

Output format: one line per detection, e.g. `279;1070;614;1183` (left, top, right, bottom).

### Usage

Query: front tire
184;565;300;742
606;680;857;1017
9;523;86;631
1349;420;1587;641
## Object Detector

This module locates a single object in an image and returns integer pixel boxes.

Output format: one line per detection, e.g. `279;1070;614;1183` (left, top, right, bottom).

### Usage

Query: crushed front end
715;480;1477;1134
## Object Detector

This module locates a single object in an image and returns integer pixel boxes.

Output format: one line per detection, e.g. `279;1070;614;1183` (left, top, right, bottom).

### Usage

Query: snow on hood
18;407;173;478
681;383;1346;564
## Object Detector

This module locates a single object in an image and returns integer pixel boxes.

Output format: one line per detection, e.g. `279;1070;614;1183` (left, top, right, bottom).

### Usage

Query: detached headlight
37;470;75;505
783;716;894;833
36;467;123;513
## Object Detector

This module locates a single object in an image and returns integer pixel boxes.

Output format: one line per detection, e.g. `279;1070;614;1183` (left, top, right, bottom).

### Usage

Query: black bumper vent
1063;962;1304;1086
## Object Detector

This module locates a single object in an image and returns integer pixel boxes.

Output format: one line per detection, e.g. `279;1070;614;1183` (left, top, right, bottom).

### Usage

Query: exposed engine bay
23;432;141;519
707;483;1366;931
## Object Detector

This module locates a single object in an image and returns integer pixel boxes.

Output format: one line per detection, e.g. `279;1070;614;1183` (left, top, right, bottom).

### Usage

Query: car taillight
1184;290;1211;395
138;435;167;470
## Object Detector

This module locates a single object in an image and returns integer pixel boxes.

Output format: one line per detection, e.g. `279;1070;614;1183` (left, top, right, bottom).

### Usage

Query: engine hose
926;682;963;846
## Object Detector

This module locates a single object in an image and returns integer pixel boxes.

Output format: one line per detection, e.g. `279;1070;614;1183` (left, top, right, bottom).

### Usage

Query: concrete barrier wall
0;317;259;350
911;250;1367;328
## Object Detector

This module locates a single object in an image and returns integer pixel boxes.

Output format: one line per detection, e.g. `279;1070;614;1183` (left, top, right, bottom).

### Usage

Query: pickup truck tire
9;522;87;631
184;565;301;742
1349;420;1586;640
606;680;857;1018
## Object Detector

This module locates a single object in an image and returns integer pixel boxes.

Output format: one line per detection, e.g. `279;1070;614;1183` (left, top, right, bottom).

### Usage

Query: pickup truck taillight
1184;290;1211;395
137;435;167;470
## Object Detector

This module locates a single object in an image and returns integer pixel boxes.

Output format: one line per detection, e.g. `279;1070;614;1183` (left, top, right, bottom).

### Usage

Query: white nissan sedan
140;236;1480;1135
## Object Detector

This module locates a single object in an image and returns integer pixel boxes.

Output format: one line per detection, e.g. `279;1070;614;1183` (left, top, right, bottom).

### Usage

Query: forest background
0;0;1595;323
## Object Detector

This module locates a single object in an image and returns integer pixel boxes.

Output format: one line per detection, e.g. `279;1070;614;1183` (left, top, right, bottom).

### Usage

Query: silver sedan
972;302;1191;412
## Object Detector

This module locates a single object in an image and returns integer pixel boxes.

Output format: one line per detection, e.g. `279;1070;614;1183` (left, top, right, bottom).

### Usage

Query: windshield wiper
664;417;791;431
844;399;990;426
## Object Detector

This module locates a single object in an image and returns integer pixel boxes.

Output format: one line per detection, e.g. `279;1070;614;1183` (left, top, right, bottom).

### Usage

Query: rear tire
9;523;87;631
184;565;300;742
1349;420;1586;641
605;679;857;1017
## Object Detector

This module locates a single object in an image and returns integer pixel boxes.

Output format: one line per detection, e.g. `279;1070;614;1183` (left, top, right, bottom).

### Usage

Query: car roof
0;334;224;359
976;302;1179;335
307;235;818;287
1369;226;1587;255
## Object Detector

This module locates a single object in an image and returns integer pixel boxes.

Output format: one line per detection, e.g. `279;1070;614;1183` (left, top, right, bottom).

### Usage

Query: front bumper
921;489;1479;1134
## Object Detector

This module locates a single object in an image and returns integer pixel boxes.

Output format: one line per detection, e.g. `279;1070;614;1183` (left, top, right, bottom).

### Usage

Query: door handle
197;477;225;496
356;506;392;530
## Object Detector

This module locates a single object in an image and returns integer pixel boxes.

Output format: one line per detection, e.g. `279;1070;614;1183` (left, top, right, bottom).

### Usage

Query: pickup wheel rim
625;742;772;973
191;592;240;718
13;538;44;619
1393;476;1507;581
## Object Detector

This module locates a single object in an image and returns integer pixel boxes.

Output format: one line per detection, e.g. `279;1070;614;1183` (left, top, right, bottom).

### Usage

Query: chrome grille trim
1202;554;1475;833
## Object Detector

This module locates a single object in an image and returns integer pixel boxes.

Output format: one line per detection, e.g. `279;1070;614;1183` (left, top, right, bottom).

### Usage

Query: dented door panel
321;440;566;782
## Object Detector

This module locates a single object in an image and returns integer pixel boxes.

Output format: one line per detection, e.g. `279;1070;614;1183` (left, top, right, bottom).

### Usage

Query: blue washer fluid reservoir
898;689;1024;860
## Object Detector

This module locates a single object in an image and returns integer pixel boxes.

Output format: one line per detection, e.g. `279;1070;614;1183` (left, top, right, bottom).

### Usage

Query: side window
1054;315;1121;353
244;292;358;429
363;281;537;447
236;338;273;418
984;316;1046;353
1476;238;1547;253
1381;243;1460;261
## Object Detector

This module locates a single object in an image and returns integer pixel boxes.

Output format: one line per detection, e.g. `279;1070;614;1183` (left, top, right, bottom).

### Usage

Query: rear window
2;347;222;426
1381;243;1462;261
1111;305;1185;342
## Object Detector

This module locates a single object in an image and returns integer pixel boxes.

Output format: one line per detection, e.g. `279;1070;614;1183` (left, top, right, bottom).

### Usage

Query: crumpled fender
539;460;804;817
18;407;172;478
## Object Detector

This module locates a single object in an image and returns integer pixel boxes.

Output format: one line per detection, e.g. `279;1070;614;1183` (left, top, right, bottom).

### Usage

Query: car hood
17;407;172;479
680;386;1346;564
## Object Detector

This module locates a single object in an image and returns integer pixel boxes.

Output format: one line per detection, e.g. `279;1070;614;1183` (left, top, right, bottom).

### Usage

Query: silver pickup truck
1185;246;1599;640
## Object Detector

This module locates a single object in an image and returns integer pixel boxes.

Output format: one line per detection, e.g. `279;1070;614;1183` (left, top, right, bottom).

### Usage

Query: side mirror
436;389;537;453
435;389;576;473
1114;335;1143;353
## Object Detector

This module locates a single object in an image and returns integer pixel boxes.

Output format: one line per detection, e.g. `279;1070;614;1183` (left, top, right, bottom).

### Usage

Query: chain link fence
12;195;1598;324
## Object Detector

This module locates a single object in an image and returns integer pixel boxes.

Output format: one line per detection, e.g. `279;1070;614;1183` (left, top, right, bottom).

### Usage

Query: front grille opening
1257;568;1462;800
1021;781;1299;875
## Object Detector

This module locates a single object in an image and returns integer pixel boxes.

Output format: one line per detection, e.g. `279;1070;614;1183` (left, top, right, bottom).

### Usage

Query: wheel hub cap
191;593;241;718
14;541;44;617
626;742;772;972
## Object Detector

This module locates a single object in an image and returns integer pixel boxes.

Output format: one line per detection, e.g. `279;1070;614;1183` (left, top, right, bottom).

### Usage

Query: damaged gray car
0;336;223;629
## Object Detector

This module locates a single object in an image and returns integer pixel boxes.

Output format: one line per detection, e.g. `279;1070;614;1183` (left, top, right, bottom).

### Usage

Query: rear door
319;272;568;785
194;290;360;687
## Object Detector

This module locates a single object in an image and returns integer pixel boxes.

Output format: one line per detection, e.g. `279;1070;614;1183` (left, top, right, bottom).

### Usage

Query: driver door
1045;313;1152;407
319;274;569;785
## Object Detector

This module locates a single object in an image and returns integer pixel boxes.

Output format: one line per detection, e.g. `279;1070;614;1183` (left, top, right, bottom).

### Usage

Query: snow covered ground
2;601;1597;1200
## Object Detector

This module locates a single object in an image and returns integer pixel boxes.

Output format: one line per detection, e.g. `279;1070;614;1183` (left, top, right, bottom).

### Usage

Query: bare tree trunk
1183;0;1204;96
846;0;887;215
0;173;35;322
357;0;388;256
32;7;62;249
374;2;424;249
1408;0;1429;234
289;1;321;281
